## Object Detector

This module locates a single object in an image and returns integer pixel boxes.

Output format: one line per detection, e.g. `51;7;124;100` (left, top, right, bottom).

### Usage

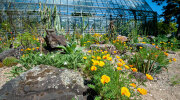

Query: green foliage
112;40;127;54
19;52;84;70
170;75;180;86
6;66;25;79
57;41;84;54
2;57;18;67
128;48;169;74
157;20;177;35
83;51;141;99
13;32;40;48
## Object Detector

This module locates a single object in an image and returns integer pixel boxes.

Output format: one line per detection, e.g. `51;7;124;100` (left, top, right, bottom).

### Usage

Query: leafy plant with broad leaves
57;41;84;54
19;52;84;70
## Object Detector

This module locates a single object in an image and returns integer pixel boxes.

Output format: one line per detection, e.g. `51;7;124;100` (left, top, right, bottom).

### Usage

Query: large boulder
0;65;87;100
45;29;67;50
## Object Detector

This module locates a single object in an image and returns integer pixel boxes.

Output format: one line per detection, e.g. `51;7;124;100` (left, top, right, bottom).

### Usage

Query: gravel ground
0;67;12;88
142;51;180;100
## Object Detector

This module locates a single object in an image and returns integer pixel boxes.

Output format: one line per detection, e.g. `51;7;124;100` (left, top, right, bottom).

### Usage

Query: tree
152;0;180;39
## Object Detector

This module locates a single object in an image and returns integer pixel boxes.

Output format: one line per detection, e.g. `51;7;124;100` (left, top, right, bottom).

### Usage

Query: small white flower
39;53;43;56
64;62;68;65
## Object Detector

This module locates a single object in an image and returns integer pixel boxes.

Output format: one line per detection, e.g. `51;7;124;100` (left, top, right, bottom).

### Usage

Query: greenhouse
0;0;157;35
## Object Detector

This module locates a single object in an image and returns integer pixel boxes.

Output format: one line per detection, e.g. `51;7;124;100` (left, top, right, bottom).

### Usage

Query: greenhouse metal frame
0;0;157;35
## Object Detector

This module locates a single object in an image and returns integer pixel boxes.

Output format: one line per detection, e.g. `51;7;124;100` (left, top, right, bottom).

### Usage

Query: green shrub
128;47;169;74
2;57;18;67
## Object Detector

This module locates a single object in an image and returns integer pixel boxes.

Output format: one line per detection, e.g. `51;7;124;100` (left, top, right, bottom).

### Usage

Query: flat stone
0;65;87;100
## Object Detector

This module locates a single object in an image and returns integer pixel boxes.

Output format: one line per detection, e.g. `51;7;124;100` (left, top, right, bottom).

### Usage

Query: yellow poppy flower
173;58;176;62
117;62;123;67
107;57;112;61
121;87;130;97
97;56;101;60
91;66;97;71
98;61;105;67
101;75;110;84
131;68;137;72
130;83;136;88
146;74;153;80
117;67;122;70
116;56;120;59
102;55;107;59
83;56;87;59
137;88;147;95
125;65;130;69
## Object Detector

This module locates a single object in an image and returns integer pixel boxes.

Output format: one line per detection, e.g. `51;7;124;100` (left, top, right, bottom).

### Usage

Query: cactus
39;3;63;35
2;57;18;67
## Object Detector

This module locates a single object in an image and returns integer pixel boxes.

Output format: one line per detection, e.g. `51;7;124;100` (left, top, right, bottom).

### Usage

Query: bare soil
142;51;180;100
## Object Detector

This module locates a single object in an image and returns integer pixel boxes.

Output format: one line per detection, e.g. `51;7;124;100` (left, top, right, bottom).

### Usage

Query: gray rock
133;43;156;49
0;65;87;100
132;72;147;81
0;46;23;61
90;44;117;54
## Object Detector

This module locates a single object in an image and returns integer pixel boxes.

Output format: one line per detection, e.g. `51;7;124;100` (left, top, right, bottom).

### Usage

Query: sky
145;0;167;15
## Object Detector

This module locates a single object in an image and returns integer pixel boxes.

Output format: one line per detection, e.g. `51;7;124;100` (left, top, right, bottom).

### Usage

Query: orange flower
104;51;108;54
125;65;130;69
88;50;92;53
102;55;107;59
137;88;147;95
91;66;97;71
155;46;159;49
106;54;110;57
129;65;133;68
36;47;39;50
26;48;31;51
98;61;105;67
116;56;120;59
92;60;99;65
164;52;168;56
101;75;110;84
118;59;123;62
20;49;24;51
92;55;95;59
131;68;137;72
114;51;117;54
152;43;155;45
169;60;172;63
173;58;176;62
155;55;158;58
107;57;112;61
121;87;131;97
97;56;101;60
146;74;153;80
117;67;122;70
117;62;123;67
130;83;136;88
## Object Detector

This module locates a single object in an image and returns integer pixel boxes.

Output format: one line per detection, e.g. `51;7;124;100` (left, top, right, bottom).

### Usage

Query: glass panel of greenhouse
0;0;157;35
